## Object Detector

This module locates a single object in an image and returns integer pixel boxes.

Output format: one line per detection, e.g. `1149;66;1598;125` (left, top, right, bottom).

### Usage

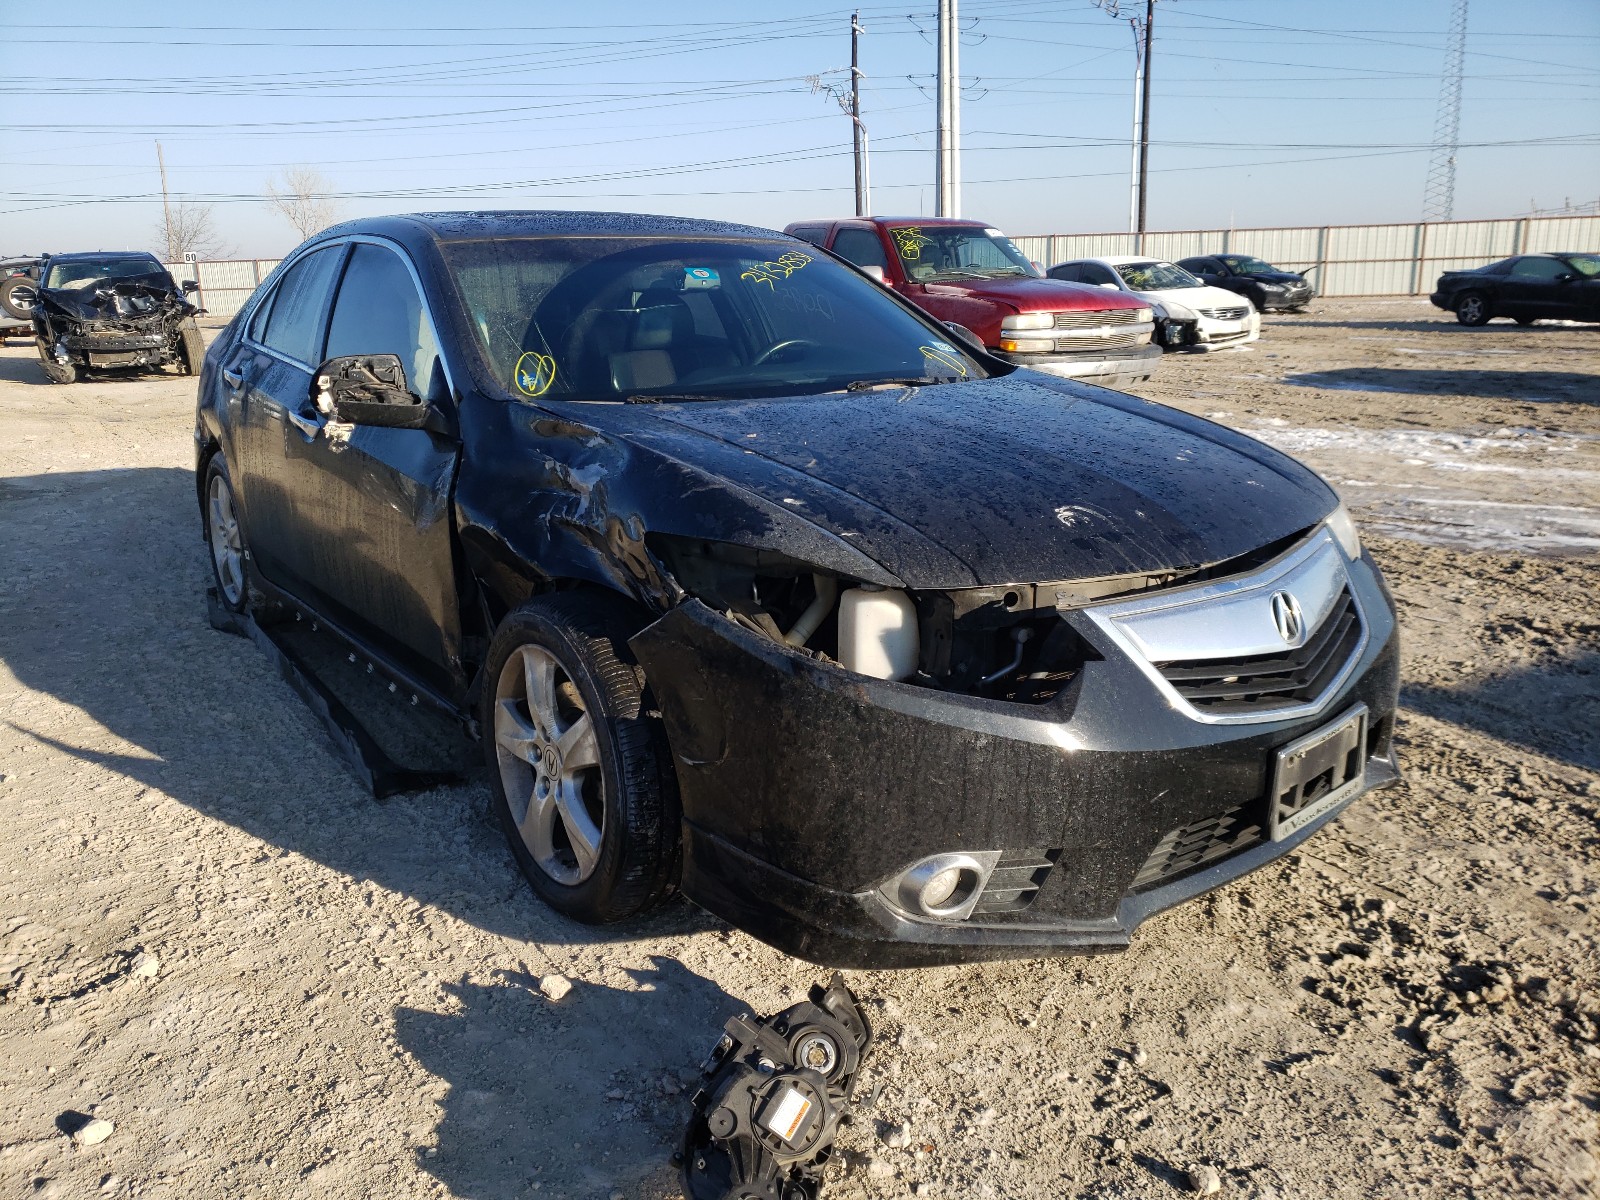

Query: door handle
285;407;321;438
222;367;243;388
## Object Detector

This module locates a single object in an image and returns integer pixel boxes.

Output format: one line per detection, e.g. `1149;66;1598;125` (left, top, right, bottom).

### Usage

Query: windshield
1564;254;1600;277
1222;256;1280;277
884;225;1039;282
442;236;988;402
44;257;170;290
1114;261;1202;291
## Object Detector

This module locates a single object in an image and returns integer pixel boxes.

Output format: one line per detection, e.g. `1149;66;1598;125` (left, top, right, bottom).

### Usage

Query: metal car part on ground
682;974;871;1200
1429;252;1600;326
194;211;1400;968
1047;256;1261;352
1176;254;1315;312
784;216;1161;387
31;251;204;383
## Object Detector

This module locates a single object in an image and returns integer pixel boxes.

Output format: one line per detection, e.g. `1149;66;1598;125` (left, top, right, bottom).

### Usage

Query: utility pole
1422;0;1468;221
1127;18;1143;235
850;11;870;216
156;141;174;259
935;0;960;217
1136;0;1154;246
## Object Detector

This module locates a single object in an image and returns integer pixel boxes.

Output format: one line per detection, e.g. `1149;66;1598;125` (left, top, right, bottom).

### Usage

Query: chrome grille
1198;305;1250;321
971;849;1059;915
1052;330;1142;354
1154;590;1362;714
1053;308;1143;329
1130;804;1264;892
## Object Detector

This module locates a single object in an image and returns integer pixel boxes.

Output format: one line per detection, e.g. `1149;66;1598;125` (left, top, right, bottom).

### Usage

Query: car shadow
0;349;51;385
396;958;741;1198
0;465;718;947
1280;318;1595;334
1284;368;1598;403
1401;650;1599;772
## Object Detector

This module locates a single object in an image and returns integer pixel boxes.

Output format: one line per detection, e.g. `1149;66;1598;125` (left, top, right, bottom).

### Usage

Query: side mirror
181;279;199;294
1555;272;1575;283
942;322;987;355
314;354;431;429
860;264;887;284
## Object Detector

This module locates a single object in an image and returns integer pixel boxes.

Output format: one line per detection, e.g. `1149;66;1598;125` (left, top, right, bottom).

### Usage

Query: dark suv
32;251;204;383
196;211;1399;968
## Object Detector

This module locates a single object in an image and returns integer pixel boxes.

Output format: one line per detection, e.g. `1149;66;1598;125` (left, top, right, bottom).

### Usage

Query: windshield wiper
845;377;945;391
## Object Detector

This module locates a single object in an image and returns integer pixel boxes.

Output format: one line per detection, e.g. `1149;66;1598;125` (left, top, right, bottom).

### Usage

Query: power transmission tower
1423;0;1468;221
935;0;960;217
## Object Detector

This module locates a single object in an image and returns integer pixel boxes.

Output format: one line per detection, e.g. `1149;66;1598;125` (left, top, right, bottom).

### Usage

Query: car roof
43;250;163;262
788;217;991;229
325;210;791;244
1066;255;1169;267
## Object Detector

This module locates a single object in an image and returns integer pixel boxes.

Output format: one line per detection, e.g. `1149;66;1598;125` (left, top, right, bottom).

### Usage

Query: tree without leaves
265;167;343;241
153;201;226;262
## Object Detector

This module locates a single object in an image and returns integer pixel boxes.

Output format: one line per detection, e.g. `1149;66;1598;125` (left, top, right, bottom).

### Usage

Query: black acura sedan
1429;252;1600;326
1176;254;1315;312
195;212;1400;967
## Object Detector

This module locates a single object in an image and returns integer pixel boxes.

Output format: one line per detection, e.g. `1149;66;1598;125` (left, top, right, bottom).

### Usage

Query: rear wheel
35;337;77;384
482;592;679;924
203;456;248;611
1455;292;1491;326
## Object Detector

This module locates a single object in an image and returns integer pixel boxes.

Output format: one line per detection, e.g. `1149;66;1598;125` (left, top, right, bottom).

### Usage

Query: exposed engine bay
31;253;204;384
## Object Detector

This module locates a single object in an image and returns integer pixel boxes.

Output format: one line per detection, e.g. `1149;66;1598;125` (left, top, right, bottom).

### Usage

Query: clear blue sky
3;0;1597;258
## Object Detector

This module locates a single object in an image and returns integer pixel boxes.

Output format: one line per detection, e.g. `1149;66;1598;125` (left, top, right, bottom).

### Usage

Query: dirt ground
1;298;1596;1200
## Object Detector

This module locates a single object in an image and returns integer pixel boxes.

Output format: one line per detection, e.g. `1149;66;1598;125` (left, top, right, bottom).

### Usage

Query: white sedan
1047;256;1260;351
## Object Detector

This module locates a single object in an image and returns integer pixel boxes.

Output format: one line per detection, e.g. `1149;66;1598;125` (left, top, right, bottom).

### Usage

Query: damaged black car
195;212;1400;968
33;251;204;383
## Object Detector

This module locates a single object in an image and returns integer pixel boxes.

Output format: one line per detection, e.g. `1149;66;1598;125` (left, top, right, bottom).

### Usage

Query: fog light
886;852;1000;921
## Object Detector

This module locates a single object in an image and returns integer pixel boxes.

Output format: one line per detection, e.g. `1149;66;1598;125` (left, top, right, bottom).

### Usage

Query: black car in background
1177;254;1314;312
195;211;1399;967
1429;252;1600;326
32;250;204;383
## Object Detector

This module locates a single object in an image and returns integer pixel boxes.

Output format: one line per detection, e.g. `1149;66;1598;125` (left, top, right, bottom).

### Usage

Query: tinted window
1078;262;1121;287
325;243;443;399
831;228;890;271
442;236;986;402
1510;257;1567;281
1480;258;1515;275
258;247;341;365
1047;263;1081;283
786;224;829;247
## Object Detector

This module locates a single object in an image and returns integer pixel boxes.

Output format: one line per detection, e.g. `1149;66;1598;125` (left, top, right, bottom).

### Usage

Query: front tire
178;319;205;375
35;337;77;384
1455;292;1491;326
482;592;679;924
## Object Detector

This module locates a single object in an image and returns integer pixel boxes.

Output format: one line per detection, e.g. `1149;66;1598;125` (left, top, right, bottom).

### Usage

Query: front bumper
1257;286;1313;312
998;343;1162;387
1192;311;1261;350
631;549;1401;968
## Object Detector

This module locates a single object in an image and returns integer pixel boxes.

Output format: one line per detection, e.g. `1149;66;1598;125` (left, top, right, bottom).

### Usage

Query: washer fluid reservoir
838;586;919;681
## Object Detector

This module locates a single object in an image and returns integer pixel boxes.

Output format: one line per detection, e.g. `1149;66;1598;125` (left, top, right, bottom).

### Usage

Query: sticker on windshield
890;227;934;260
740;251;812;288
513;351;557;397
919;344;968;377
684;266;721;290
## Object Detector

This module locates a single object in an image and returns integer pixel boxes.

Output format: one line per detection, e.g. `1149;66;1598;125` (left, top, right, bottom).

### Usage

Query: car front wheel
1455;292;1491;326
35;337;77;384
483;592;679;924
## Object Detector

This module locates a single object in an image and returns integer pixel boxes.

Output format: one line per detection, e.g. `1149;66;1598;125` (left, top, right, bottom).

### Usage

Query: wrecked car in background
33;250;204;383
195;211;1400;968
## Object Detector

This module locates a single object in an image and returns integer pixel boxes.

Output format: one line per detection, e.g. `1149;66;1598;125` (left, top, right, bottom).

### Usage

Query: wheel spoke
518;784;560;861
494;699;540;763
557;712;599;772
521;647;560;739
555;781;602;875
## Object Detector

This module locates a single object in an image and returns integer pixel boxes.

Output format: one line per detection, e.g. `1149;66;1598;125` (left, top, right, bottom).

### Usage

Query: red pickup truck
784;217;1160;387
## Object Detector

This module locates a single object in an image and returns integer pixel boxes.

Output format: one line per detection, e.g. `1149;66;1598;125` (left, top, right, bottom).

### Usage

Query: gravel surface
1;300;1596;1199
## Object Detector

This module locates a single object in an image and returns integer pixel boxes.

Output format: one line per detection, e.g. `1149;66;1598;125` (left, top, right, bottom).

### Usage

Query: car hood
584;374;1337;589
919;275;1145;314
1132;284;1252;313
37;274;187;321
1247;270;1308;286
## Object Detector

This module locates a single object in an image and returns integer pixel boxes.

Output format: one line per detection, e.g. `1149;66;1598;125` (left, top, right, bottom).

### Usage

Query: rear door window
831;228;890;271
258;246;342;365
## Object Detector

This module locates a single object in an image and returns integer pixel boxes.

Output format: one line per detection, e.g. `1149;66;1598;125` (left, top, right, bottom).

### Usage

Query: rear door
225;243;344;596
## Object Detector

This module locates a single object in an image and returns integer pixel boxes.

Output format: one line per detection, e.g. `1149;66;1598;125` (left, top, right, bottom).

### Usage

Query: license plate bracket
1270;704;1368;841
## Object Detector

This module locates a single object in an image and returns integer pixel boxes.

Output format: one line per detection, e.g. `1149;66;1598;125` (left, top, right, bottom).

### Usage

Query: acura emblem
1270;591;1305;646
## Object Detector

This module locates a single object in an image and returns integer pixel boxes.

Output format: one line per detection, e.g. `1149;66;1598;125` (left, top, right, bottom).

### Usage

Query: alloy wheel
493;644;605;885
207;472;245;606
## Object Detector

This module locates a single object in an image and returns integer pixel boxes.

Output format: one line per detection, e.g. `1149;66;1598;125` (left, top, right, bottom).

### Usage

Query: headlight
1158;301;1194;321
1001;312;1054;331
1134;307;1153;323
1325;504;1362;559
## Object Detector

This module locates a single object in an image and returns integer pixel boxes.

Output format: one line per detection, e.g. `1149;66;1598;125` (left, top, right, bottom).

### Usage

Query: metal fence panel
1013;215;1600;296
164;259;280;318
